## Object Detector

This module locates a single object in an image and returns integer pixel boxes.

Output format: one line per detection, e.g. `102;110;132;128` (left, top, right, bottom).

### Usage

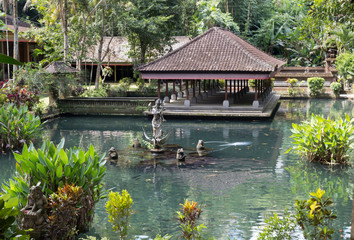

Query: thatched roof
138;27;286;73
44;61;78;74
82;36;191;64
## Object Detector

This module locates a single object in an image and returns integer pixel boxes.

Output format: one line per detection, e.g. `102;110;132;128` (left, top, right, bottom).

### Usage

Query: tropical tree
193;0;239;34
121;0;177;65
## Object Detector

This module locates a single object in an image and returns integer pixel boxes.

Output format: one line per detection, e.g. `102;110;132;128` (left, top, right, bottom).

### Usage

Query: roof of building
83;36;191;64
138;27;286;73
0;16;32;32
44;61;79;74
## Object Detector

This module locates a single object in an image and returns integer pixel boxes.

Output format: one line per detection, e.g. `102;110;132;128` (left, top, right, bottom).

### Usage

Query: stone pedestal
202;92;208;98
191;97;197;104
197;94;203;101
223;100;229;107
171;94;177;100
184;100;191;106
177;91;183;98
252;100;259;108
163;96;170;103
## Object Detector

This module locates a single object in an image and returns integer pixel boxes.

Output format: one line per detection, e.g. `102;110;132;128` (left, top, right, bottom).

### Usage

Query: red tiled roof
138;27;286;73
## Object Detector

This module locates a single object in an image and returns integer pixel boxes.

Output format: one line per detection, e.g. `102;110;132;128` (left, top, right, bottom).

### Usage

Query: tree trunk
13;0;19;73
63;0;68;61
351;190;354;240
5;15;10;79
140;42;146;65
94;10;105;89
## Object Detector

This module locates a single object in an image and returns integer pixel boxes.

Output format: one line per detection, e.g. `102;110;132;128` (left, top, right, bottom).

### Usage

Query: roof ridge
137;28;215;71
217;28;275;70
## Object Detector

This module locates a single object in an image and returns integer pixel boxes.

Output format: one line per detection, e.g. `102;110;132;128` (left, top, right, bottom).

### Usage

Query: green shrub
119;77;133;91
0;194;29;239
330;82;342;97
336;52;354;84
257;209;296;240
0;103;43;150
307;77;325;97
80;87;108;97
286;78;304;97
106;190;134;240
2;138;107;232
286;114;354;164
48;184;84;240
295;188;337;240
248;79;256;88
176;200;206;240
109;85;128;97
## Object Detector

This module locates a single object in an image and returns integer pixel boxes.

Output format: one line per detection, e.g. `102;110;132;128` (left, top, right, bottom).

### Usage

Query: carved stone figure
176;148;186;161
20;182;48;238
144;99;171;151
196;140;205;150
132;138;141;148
108;147;118;161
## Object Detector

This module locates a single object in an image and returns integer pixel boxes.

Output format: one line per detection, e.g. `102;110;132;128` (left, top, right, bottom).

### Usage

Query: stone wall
57;97;156;115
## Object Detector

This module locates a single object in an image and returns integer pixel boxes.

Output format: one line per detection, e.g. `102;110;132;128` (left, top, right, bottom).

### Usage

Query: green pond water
0;99;353;239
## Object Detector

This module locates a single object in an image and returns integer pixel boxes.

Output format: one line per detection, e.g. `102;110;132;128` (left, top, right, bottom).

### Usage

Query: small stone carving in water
196;140;205;150
107;147;118;161
144;99;171;152
176;148;186;161
20;182;48;239
132;138;141;148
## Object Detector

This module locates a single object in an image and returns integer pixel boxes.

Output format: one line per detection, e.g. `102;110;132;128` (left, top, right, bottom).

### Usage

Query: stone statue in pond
20;182;48;239
144;99;171;150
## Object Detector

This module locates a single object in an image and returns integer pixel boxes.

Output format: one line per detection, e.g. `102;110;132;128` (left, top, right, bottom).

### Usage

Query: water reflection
0;99;353;239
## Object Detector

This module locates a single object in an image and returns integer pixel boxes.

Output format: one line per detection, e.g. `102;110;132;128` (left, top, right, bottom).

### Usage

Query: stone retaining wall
57;97;156;115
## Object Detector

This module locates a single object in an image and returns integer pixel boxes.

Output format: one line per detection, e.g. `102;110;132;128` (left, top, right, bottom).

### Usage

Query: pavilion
137;27;286;118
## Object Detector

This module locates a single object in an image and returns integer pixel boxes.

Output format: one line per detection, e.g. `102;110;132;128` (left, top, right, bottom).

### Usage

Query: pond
0;99;353;239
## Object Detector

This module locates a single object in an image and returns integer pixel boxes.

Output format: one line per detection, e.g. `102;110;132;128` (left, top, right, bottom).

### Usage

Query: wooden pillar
203;80;206;92
165;80;168;96
185;80;189;100
173;80;176;95
255;80;258;100
157;80;161;99
237;80;240;99
225;80;228;100
229;80;232;96
208;80;211;90
114;66;117;82
192;80;196;97
179;79;182;91
198;80;201;96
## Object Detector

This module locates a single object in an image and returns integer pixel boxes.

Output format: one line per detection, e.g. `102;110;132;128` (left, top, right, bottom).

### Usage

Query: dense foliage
48;184;84;239
330;82;342;97
336;52;354;84
106;190;134;240
0;193;29;240
295;188;337;239
176;200;205;240
2;138;106;226
0;103;43;150
287;114;354;164
307;77;325;97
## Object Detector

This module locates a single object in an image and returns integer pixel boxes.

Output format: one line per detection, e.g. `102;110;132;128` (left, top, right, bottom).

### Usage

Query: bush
286;78;304;97
336;52;354;84
106;190;134;240
119;77;133;91
0;193;29;239
0;103;43;150
295;188;337;240
257;209;296;240
176;200;205;240
80;87;108;97
307;77;325;97
286;114;354;164
330;82;342;97
48;184;84;240
2;138;107;233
